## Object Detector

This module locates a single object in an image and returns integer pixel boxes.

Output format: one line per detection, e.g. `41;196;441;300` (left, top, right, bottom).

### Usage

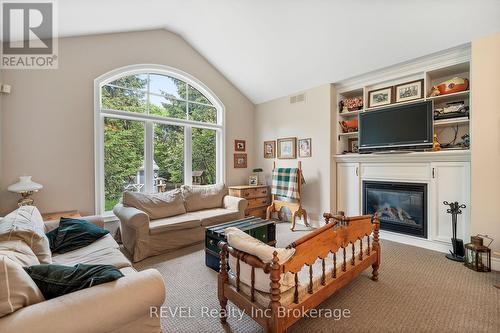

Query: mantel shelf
334;149;470;163
338;132;358;137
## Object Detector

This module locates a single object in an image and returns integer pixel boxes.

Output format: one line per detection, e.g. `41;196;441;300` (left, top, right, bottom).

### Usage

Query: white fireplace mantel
334;149;471;254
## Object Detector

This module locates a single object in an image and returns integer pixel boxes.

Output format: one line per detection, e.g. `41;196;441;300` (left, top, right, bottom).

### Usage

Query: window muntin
101;73;216;124
97;68;224;214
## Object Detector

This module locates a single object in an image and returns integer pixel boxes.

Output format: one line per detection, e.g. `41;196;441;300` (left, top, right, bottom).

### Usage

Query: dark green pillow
23;264;123;300
46;217;109;253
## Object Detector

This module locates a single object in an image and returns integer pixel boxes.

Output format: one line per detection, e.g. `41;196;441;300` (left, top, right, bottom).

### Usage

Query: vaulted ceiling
60;0;500;104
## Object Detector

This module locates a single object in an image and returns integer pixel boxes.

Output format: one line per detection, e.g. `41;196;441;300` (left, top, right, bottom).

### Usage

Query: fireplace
363;181;427;238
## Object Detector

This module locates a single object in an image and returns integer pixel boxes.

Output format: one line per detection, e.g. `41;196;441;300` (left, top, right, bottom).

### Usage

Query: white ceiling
60;0;500;104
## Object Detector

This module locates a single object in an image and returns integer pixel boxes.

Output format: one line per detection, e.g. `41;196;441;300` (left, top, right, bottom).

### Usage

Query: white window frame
94;64;225;216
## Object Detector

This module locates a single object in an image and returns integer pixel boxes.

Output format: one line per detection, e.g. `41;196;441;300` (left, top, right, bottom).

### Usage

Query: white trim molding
94;64;226;215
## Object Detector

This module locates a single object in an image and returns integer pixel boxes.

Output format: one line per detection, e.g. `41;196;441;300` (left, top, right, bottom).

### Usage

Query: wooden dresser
228;185;270;218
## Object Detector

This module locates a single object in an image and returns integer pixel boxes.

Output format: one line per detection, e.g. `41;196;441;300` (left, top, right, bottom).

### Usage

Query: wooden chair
266;161;309;231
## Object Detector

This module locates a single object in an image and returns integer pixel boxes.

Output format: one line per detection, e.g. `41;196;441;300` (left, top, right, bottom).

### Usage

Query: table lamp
8;176;43;206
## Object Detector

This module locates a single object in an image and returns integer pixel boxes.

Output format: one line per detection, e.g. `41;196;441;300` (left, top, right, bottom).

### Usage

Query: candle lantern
464;235;492;272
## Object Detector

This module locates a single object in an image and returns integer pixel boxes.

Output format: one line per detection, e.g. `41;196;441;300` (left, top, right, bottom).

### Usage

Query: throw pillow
123;189;186;219
46;218;109;254
0;256;45;317
23;263;124;300
224;227;296;293
181;183;228;212
0;206;52;264
0;240;40;267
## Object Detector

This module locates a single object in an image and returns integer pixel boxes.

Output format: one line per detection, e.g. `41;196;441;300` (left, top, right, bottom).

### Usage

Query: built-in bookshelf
335;54;471;154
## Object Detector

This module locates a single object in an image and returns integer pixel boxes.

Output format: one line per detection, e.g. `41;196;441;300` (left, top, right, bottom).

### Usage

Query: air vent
289;93;305;104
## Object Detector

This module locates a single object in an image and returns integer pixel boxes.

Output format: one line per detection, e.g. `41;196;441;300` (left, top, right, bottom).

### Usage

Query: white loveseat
0;207;165;333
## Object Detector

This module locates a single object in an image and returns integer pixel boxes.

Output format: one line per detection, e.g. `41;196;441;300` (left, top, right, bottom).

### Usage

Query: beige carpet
133;222;500;333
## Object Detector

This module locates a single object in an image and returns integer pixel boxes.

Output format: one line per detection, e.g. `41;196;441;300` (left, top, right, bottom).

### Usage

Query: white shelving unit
335;59;471;154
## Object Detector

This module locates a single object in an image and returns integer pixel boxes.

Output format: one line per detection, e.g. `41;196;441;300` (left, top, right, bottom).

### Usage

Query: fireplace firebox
363;181;427;238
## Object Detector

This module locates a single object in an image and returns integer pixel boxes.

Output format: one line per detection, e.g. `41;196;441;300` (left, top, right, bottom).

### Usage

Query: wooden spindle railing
332;252;337;278
351;243;355;266
308;265;313;294
321;258;326;286
359;238;363;261
293;273;299;304
342;247;347;272
236;257;241;292
251;266;255;302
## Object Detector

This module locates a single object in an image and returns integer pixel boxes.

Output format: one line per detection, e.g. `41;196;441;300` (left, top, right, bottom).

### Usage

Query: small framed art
234;153;247;168
394;79;424;103
298;138;312;157
368;86;393;108
277;137;297;159
264;140;276;159
348;138;359;153
234;139;246;152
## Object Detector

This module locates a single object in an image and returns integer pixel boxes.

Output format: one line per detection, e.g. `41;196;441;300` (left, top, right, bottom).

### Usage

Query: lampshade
7;176;43;193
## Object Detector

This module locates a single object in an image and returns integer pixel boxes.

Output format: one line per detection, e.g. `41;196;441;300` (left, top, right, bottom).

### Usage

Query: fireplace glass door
363;181;427;238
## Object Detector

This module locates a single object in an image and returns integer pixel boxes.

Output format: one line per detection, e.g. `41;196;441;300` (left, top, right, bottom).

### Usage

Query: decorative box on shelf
228;185;270;219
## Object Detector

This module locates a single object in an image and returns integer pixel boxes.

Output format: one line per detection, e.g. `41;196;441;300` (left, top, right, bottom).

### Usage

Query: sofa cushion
181;184;228;212
123;189;186;219
189;208;243;227
149;215;201;235
52;234;131;269
0;240;40;267
23;263;124;300
0;256;45;317
0;206;51;264
46;217;109;254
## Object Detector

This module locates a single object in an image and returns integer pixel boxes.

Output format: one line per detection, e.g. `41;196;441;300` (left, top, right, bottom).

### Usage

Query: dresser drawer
246;206;268;218
241;188;256;199
248;197;269;209
254;187;269;198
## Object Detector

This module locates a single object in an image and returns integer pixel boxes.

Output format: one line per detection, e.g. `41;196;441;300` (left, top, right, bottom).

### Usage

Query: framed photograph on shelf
263;140;276;158
277;137;297;159
395;79;424;103
368;86;393;108
233;153;247;168
248;175;258;186
234;139;246;152
348;138;359;153
298;138;312;157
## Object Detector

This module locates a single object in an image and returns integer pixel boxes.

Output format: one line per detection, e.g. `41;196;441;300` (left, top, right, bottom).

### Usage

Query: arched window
94;65;225;214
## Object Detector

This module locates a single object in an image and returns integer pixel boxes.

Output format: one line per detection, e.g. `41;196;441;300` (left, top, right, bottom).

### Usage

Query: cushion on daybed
123;189;186;220
224;227;296;293
181;184;228;212
0;256;45;317
0;206;52;264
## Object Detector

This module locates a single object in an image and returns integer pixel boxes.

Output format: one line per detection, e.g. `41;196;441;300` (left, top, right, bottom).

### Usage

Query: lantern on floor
464;235;492;272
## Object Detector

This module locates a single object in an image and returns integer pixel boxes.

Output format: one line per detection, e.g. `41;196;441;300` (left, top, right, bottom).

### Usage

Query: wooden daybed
218;214;380;333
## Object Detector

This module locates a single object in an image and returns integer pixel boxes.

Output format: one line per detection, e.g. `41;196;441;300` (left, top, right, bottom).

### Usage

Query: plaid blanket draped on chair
271;168;305;200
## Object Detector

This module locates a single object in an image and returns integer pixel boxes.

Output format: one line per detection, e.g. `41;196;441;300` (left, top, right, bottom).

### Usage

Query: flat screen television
359;101;433;152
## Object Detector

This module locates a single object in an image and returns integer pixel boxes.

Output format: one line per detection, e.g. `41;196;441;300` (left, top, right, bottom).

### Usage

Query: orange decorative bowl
435;77;469;95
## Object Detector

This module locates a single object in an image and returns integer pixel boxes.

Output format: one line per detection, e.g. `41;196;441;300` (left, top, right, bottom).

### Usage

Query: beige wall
0;29;255;216
471;32;500;259
254;84;334;227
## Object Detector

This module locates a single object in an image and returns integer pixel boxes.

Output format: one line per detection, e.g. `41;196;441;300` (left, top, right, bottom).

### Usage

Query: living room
0;1;499;333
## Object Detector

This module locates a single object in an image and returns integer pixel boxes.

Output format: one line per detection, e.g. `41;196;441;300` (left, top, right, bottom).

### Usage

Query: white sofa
114;184;248;262
0;208;166;333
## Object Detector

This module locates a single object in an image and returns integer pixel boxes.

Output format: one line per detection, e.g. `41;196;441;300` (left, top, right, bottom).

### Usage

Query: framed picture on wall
277;137;297;159
234;153;247;168
368;86;393;108
234;139;246;152
264;140;276;158
394;79;424;103
298;138;312;157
